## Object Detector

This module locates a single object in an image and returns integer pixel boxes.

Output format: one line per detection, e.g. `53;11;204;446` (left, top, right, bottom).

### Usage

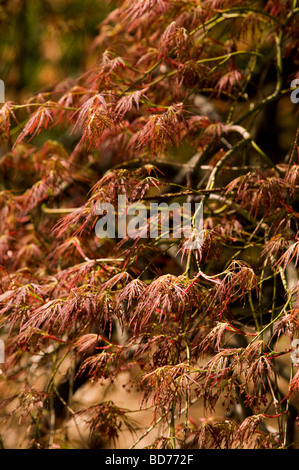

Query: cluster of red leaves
0;0;299;450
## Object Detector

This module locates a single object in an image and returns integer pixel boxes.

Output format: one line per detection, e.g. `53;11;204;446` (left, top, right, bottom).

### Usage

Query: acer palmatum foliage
0;0;299;450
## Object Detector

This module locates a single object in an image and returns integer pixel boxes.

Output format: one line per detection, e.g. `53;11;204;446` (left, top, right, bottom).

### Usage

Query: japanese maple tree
0;0;299;449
